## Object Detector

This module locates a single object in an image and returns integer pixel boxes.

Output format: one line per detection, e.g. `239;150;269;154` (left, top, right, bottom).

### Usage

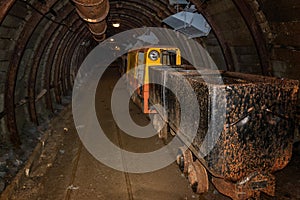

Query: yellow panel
127;47;181;87
144;47;181;84
127;51;137;76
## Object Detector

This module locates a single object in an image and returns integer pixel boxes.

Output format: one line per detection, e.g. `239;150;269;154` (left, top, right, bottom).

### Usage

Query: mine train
122;46;299;200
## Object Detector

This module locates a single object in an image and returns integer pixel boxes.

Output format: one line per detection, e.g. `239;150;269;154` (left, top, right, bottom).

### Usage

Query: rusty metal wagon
149;66;299;200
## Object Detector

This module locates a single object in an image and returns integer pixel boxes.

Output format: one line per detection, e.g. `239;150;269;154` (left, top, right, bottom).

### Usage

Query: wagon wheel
188;161;209;194
153;114;168;141
176;147;193;175
246;192;261;200
158;124;168;141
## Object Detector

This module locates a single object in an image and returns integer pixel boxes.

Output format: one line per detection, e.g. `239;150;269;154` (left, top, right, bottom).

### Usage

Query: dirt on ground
0;67;299;200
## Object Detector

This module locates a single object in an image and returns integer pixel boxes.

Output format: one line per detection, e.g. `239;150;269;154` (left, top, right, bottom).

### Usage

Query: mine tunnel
0;0;300;199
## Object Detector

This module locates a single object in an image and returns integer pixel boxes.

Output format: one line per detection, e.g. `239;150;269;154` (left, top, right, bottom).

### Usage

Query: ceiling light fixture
112;23;120;28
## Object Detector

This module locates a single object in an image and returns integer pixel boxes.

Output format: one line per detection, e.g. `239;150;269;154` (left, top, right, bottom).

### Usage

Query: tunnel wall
259;0;300;80
0;0;299;147
0;0;94;146
191;0;300;101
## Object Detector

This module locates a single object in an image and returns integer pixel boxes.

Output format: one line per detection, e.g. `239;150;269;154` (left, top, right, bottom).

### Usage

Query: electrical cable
17;0;75;32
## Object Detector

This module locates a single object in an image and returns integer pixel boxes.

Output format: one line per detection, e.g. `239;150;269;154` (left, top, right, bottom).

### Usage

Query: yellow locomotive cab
125;46;181;113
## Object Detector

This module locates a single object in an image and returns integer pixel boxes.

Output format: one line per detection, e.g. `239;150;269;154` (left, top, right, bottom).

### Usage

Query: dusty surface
2;67;300;200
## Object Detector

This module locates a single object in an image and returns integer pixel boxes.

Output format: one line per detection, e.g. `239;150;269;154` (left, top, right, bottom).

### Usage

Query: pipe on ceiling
73;0;109;42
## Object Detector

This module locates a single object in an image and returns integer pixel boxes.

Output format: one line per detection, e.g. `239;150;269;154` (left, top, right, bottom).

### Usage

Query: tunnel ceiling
0;0;299;146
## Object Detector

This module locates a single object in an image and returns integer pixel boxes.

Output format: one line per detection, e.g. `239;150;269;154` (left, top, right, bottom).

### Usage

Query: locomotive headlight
149;50;159;61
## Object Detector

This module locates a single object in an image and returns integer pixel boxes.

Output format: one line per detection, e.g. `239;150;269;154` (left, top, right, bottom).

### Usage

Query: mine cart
125;46;181;113
149;67;299;200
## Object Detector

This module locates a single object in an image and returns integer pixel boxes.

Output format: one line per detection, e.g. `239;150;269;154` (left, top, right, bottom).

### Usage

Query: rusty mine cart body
124;46;299;200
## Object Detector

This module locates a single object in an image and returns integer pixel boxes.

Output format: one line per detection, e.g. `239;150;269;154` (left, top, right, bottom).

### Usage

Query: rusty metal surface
212;172;275;199
4;0;57;146
58;29;78;96
109;3;161;27
109;9;156;27
53;31;74;104
0;0;15;24
149;67;299;198
153;114;168;140
88;20;107;35
177;148;209;194
0;110;6;120
73;0;109;23
54;16;79;95
108;13;151;28
190;0;235;72
187;160;209;194
114;0;175;16
44;26;68;112
110;0;172;19
52;22;86;105
61;34;79;95
177;147;193;175
28;7;76;125
65;32;92;93
68;41;87;89
60;27;87;96
52;20;83;105
88;20;107;41
44;19;82;112
73;0;109;41
232;0;273;76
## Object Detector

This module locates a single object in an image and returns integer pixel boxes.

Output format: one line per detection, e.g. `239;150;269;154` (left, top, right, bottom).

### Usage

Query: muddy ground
0;67;299;200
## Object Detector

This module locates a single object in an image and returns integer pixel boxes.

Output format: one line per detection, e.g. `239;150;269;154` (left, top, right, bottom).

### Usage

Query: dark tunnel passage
0;0;299;199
